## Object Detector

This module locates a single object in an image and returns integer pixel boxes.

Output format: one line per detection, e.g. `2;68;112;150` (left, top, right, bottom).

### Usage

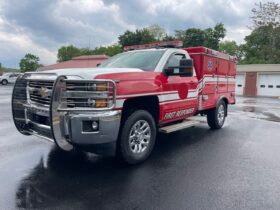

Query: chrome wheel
217;104;225;125
129;120;151;154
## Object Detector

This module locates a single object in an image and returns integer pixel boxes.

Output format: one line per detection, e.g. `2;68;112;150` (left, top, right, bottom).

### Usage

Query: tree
176;28;205;47
80;44;123;57
219;41;241;59
118;28;156;47
161;34;176;41
91;44;122;56
57;45;81;62
204;23;226;49
147;24;166;41
240;25;280;64
240;2;280;64
19;53;40;72
57;44;123;61
250;2;280;29
175;23;226;50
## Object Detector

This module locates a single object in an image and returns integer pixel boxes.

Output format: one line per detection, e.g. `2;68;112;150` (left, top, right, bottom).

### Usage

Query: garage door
235;74;245;95
257;74;280;97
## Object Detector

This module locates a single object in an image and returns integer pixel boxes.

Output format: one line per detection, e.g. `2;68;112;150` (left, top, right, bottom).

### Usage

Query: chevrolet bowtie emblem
39;87;48;98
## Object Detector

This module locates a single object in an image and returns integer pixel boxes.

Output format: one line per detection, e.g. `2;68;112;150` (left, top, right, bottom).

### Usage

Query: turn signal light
95;99;107;108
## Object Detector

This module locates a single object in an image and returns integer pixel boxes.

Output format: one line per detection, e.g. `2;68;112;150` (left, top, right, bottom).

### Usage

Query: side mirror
96;63;101;67
164;58;193;77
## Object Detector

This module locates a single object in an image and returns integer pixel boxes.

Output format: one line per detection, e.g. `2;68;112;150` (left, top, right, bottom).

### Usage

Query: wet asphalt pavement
1;85;280;210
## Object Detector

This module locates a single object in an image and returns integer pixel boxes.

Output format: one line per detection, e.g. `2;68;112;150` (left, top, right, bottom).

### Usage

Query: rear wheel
118;110;156;164
207;100;226;129
1;79;8;85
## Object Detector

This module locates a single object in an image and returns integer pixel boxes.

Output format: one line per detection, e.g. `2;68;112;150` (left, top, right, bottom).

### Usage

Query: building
38;55;109;71
236;64;280;97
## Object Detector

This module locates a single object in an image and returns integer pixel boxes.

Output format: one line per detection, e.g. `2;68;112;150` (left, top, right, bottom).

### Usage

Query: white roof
237;64;280;73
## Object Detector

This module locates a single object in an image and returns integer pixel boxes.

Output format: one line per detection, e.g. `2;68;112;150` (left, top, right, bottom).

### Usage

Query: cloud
0;0;271;68
0;16;56;67
0;0;135;67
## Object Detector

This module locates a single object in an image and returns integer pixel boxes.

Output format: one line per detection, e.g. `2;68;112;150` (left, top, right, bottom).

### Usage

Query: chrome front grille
57;79;116;111
26;78;116;111
28;80;54;106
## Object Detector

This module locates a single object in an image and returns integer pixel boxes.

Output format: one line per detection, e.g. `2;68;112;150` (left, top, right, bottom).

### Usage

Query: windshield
99;50;165;71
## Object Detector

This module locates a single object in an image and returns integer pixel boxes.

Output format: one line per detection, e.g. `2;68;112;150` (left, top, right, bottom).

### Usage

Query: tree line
56;23;226;63
19;1;280;72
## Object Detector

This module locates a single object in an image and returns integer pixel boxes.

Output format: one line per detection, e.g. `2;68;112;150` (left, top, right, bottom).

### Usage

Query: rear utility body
12;40;236;164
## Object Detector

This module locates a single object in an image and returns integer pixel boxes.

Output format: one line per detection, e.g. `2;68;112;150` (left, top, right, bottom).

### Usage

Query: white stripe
218;78;230;82
160;98;197;105
204;77;217;82
198;75;236;92
188;90;198;98
158;93;179;102
116;91;177;99
116;89;198;99
228;78;235;82
115;89;199;108
115;75;235;109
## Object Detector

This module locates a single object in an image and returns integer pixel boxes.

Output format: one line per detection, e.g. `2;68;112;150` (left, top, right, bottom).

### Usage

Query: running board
159;120;200;134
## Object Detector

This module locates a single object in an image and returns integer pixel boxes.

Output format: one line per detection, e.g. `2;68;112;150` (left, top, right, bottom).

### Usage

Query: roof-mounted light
124;40;183;51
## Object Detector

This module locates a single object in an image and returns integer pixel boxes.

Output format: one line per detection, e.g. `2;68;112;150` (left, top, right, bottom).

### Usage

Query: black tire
1;79;8;85
207;100;226;129
118;110;156;164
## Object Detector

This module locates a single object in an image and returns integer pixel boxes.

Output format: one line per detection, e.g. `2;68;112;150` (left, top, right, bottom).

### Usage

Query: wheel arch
121;95;160;124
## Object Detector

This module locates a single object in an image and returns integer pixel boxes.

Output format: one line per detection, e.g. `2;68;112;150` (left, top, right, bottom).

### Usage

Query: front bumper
67;111;121;145
16;105;121;145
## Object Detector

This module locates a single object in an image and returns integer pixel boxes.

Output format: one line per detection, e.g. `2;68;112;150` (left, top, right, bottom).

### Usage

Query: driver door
160;53;198;123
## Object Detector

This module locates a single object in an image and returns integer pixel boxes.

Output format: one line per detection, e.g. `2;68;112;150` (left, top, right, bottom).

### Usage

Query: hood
40;67;143;79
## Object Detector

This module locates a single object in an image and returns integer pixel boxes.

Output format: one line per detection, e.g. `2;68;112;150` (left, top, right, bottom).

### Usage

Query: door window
165;53;196;76
166;54;185;68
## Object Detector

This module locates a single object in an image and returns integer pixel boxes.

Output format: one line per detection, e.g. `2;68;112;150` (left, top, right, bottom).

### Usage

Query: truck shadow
16;125;219;209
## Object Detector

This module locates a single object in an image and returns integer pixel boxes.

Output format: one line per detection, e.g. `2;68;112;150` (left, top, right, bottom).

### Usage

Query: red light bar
124;40;183;51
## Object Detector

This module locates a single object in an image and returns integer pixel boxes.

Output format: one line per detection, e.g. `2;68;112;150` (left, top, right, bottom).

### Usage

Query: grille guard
50;76;73;151
12;74;117;151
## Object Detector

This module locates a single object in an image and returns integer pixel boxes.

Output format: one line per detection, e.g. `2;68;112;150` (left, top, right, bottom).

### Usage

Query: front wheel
118;110;156;164
207;100;226;129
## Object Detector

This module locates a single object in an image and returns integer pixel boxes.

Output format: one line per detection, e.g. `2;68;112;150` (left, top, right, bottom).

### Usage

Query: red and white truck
12;40;236;164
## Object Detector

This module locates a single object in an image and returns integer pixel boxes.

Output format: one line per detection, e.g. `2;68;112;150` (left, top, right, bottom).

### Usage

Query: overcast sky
0;0;272;68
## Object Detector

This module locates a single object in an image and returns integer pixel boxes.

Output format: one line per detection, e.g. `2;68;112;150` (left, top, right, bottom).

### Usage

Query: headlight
88;83;97;91
61;80;115;110
87;98;96;107
87;82;107;91
96;83;107;91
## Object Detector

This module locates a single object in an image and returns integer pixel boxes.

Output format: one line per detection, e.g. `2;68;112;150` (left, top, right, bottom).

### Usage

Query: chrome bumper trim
67;110;121;145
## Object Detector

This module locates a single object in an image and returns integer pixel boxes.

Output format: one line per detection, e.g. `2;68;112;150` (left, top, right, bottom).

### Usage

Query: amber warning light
124;40;183;51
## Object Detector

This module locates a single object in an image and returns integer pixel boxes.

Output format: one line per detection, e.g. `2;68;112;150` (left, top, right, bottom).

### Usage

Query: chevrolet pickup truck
12;40;236;164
